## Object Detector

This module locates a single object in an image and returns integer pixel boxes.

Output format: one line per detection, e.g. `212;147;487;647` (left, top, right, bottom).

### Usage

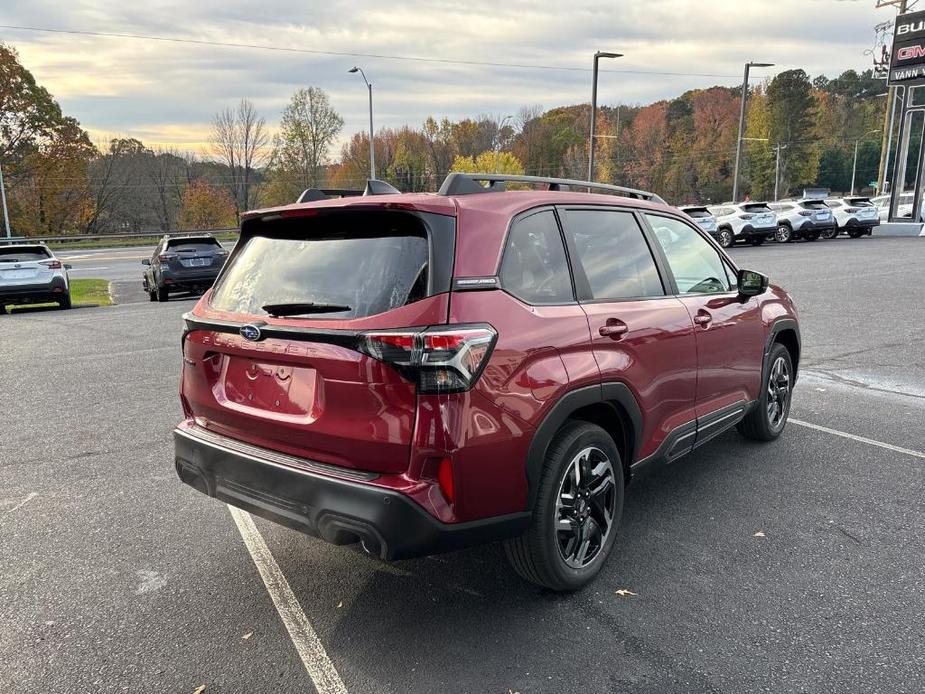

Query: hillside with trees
0;41;888;237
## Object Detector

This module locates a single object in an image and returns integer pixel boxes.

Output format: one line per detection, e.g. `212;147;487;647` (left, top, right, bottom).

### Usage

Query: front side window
645;214;732;294
500;211;573;304
562;209;664;300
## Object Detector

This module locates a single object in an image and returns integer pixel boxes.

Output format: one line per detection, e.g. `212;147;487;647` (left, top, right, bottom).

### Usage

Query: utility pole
773;144;786;201
0;161;11;239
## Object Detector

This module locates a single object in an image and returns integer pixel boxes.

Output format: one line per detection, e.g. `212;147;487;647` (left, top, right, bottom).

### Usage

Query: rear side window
500;211;573;304
210;212;432;319
846;198;873;207
562;209;664;300
167;237;221;252
0;246;50;261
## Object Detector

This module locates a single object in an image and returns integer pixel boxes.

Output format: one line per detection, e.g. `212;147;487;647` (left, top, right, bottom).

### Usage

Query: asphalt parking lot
2;237;923;694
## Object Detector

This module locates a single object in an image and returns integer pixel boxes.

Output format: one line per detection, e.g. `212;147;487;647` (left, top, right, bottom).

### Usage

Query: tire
775;224;792;243
847;228;864;239
750;237;765;246
148;288;157;302
804;231;820;242
58;293;72;310
156;286;169;302
717;229;734;248
504;421;625;592
0;305;6;315
737;343;793;442
821;226;839;240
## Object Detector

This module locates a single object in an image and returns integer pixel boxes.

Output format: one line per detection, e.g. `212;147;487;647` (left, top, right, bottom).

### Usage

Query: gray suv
768;200;833;243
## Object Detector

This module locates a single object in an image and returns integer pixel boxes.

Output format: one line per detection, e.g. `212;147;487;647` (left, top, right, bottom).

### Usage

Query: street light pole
732;61;774;203
851;129;881;195
0;161;10;238
349;66;376;180
588;51;623;182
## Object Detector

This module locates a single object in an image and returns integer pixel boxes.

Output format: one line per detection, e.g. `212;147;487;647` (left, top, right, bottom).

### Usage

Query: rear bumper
739;224;776;239
0;277;67;303
845;218;878;230
173;424;529;560
794;220;835;234
162;271;220;291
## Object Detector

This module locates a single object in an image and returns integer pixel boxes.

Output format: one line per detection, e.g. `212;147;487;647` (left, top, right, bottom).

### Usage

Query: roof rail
297;188;364;203
437;173;666;204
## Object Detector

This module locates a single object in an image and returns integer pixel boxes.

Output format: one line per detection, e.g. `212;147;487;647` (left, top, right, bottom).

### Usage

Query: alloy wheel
719;230;733;248
775;225;791;243
555;447;617;569
766;356;791;430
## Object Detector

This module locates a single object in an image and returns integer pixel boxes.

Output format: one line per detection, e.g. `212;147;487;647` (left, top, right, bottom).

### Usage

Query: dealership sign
890;10;925;83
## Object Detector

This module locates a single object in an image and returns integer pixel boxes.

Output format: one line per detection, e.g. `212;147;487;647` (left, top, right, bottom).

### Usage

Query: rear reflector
359;324;496;393
437;457;455;504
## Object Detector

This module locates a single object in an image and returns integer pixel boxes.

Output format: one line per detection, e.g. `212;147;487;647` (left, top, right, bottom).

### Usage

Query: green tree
766;69;820;196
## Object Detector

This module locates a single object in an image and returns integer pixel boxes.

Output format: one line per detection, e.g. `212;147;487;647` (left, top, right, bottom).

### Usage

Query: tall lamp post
851;129;881;195
732;61;774;202
0;162;10;238
349;66;376;180
588;51;623;182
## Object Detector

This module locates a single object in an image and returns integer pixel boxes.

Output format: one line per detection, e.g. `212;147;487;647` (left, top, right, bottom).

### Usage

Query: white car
823;197;879;238
706;202;778;248
0;243;72;313
678;205;718;238
767;200;834;243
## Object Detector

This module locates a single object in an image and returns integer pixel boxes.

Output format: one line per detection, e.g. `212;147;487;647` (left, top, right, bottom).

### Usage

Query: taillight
41;260;62;269
846;207;860;213
159;253;177;262
738;213;754;220
359;324;496;393
798;211;813;217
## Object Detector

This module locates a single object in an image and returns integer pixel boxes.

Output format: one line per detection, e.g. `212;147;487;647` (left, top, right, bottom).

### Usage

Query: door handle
693;310;712;327
599;319;629;340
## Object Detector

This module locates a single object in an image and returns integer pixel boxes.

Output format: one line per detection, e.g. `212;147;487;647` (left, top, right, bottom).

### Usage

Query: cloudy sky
1;0;895;153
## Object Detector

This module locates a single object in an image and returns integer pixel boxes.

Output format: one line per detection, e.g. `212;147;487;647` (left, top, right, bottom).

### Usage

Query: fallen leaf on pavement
754;530;766;537
241;632;253;640
336;601;343;608
192;686;207;694
614;589;638;597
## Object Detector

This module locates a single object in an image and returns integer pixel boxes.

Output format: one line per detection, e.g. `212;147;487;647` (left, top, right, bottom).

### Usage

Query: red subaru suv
175;174;799;591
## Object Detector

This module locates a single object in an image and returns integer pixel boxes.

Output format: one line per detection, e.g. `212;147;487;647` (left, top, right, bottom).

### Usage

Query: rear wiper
261;302;352;317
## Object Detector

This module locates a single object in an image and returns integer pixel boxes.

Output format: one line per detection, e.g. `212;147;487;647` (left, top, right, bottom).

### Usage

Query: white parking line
228;506;348;694
790;418;925;460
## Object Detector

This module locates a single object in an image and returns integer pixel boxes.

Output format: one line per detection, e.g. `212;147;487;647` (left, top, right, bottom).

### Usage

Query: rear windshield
800;201;829;210
167;238;221;252
0;246;50;262
846;198;873;207
683;208;712;218
210;216;431;319
740;204;772;214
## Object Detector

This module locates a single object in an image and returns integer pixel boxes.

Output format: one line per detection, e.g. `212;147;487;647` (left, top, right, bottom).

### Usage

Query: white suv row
704;202;778;248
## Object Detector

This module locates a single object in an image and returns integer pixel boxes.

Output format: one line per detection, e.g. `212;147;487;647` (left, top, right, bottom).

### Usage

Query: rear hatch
739;203;776;228
0;245;55;286
180;207;457;474
799;200;833;223
845;197;878;220
162;237;228;275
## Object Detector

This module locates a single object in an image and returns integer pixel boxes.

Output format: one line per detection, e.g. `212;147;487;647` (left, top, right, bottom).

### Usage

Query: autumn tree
269;87;344;200
209;99;269;217
450;150;525;175
177;178;236;229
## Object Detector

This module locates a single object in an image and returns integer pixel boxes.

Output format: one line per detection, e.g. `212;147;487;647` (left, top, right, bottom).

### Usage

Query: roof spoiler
437;173;665;203
296;179;402;203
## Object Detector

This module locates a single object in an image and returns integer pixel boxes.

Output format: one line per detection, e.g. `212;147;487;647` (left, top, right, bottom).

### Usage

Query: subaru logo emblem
240;324;262;342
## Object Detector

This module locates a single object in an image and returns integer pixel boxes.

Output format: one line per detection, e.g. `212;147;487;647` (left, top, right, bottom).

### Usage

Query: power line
0;24;753;80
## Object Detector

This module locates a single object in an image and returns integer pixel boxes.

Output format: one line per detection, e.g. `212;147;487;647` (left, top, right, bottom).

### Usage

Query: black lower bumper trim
174;426;530;560
0;278;67;304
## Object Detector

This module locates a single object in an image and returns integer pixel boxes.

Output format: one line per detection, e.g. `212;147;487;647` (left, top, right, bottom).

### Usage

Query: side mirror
63;263;73;270
737;269;769;298
141;259;150;266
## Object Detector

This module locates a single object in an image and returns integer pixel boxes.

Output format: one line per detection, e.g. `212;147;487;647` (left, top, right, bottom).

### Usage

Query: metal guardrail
0;228;239;244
